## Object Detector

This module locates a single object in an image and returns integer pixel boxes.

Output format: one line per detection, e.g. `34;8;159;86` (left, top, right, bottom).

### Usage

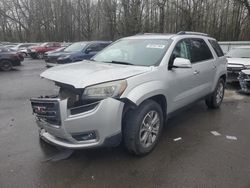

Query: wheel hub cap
216;83;224;104
139;110;160;148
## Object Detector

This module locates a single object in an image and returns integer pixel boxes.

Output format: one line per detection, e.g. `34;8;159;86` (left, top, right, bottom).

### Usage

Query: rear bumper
32;97;124;149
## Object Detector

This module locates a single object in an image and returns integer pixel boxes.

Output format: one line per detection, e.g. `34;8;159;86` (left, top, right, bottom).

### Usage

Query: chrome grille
31;98;61;125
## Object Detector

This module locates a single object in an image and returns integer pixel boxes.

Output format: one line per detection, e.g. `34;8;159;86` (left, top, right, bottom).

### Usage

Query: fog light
72;131;96;141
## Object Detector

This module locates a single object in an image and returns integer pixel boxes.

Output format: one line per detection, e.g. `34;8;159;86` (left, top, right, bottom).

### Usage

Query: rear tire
0;60;13;71
206;78;225;109
123;100;164;156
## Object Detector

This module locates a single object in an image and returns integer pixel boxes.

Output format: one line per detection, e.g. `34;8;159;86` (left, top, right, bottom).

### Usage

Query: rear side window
189;38;213;63
87;43;100;51
209;40;224;57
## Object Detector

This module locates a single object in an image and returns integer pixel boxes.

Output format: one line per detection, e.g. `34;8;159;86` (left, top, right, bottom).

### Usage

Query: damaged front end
30;82;124;149
238;70;250;94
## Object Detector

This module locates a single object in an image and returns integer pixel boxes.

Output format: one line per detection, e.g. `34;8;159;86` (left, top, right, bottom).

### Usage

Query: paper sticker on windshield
146;44;165;49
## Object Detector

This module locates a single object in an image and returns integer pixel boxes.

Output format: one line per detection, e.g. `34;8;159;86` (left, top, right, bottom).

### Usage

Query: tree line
0;0;249;42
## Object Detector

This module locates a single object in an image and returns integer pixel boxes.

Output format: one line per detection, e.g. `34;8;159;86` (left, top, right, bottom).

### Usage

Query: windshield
64;42;87;52
226;48;250;58
93;39;172;66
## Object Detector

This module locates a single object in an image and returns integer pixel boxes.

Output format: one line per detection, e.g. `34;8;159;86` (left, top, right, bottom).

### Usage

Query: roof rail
177;31;209;36
136;32;173;35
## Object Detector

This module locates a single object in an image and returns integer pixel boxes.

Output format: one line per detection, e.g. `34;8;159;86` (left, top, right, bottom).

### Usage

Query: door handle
193;70;200;75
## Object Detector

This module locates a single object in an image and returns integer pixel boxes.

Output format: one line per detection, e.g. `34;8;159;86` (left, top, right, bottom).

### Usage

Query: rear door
188;38;215;97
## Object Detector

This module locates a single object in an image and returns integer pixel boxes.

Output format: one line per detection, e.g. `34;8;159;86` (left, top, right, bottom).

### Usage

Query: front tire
0;60;13;71
123;100;164;156
206;78;225;109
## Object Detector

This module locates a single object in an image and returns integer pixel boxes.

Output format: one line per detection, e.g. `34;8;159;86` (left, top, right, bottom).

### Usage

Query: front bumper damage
227;64;245;82
238;71;250;94
31;96;124;149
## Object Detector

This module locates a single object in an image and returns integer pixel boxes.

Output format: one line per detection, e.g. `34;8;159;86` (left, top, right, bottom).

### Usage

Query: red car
27;42;61;59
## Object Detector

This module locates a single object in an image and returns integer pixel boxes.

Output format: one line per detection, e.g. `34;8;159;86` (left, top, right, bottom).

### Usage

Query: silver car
31;32;227;155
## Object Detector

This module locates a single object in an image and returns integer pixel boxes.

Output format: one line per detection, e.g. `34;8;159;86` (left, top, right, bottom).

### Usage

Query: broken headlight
82;80;127;100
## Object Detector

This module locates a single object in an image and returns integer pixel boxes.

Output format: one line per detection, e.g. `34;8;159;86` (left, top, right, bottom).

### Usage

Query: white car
226;46;250;82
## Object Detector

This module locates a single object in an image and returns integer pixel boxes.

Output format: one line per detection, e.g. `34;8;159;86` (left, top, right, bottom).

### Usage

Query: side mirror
172;58;192;68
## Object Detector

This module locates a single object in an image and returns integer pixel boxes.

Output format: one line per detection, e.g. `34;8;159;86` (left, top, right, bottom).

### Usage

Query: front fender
123;80;168;106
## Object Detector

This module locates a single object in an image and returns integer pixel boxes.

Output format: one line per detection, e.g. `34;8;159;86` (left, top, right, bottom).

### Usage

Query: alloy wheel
139;110;160;148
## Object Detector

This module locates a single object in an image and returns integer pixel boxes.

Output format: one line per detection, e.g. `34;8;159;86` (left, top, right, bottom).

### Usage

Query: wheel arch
122;94;168;123
220;74;226;83
212;73;227;91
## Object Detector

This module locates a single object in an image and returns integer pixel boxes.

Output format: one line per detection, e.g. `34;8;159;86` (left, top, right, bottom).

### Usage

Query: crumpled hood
227;58;250;66
41;60;152;88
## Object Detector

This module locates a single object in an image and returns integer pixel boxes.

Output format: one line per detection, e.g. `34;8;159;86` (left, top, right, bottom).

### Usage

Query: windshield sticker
146;44;165;49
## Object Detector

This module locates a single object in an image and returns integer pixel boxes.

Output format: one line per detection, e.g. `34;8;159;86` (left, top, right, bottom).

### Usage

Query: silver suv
31;32;227;155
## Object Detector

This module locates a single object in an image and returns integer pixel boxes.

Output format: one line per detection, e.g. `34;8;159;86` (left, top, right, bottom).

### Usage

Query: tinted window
189;39;213;63
209;40;224;57
64;42;87;52
169;39;191;67
87;43;100;52
99;43;110;50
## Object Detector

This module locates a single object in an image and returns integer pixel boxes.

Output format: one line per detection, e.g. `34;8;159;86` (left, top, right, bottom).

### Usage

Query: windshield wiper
107;61;134;65
241;57;250;58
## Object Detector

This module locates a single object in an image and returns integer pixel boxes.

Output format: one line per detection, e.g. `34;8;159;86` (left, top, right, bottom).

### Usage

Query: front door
167;39;200;112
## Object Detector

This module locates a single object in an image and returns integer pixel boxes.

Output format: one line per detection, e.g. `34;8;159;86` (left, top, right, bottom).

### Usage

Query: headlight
31;49;36;52
82;80;127;99
58;55;70;60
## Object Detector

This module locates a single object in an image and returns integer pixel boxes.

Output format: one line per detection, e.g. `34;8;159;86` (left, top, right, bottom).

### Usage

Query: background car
0;47;24;71
226;46;250;82
11;43;37;57
27;42;61;59
44;47;66;63
45;41;111;67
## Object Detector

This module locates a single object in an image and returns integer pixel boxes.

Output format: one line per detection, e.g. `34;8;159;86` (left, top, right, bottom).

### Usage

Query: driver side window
169;39;191;68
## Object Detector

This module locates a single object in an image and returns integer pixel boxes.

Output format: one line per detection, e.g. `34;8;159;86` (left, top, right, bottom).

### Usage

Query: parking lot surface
1;59;250;188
